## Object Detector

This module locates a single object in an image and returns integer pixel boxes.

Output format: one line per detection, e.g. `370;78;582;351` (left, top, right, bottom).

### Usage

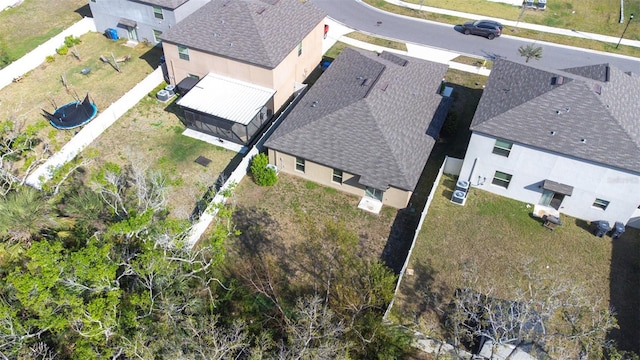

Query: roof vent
556;110;562;115
565;107;570;113
605;66;610;82
362;78;371;86
379;83;389;91
257;7;266;14
550;131;556;136
311;101;318;107
581;138;587;143
593;84;602;95
552;76;564;85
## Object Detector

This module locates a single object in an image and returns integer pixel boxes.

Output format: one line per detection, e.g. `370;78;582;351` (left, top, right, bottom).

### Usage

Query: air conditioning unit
451;190;467;205
456;179;470;193
156;89;170;102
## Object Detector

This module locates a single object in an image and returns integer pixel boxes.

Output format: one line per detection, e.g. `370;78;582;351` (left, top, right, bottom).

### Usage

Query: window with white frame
491;171;512;188
153;6;164;20
492;139;513;157
332;169;343;184
295;157;305;172
592;198;610;210
153;30;162;43
178;46;189;60
297;42;302;56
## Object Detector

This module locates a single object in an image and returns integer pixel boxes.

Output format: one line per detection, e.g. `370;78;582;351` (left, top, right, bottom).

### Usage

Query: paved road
311;0;640;73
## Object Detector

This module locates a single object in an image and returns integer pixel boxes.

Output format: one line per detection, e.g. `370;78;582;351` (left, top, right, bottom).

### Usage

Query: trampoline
43;94;98;130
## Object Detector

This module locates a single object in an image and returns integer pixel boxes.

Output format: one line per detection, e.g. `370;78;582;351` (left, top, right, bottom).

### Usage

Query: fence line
185;86;309;248
384;155;462;320
26;67;164;188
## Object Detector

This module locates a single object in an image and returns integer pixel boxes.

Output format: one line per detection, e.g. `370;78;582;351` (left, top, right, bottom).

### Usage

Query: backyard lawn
390;174;640;353
226;173;399;278
0;32;161;173
83;95;238;220
0;0;89;67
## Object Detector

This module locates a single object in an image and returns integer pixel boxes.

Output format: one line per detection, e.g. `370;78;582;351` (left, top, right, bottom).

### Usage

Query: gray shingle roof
265;47;449;191
159;0;326;69
134;0;190;9
471;59;640;173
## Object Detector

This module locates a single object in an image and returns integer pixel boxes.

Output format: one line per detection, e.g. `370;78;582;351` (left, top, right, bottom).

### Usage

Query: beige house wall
162;21;324;110
268;149;412;209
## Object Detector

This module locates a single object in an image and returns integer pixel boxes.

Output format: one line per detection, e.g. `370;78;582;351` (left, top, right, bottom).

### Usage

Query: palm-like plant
0;187;58;243
518;43;543;63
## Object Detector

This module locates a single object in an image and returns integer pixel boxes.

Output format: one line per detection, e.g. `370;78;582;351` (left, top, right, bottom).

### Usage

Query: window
332;169;343;184
153;6;164;20
188;74;200;80
178;46;189;61
365;187;383;201
491;171;512;188
153;30;162;43
592;198;610;210
295;157;305;172
492;139;513;157
297;42;302;56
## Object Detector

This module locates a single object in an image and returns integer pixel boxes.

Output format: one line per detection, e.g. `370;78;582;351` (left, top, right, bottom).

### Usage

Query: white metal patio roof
177;73;275;125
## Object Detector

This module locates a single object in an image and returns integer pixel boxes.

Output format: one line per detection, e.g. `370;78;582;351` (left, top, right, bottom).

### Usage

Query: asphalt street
310;0;640;73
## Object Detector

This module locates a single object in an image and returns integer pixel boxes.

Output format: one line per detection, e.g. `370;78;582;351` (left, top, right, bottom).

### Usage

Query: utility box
610;221;625;239
592;220;610;237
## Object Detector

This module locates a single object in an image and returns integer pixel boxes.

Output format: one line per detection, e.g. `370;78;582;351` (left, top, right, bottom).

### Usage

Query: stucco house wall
162;21;324;110
460;132;640;226
89;0;209;45
269;149;411;209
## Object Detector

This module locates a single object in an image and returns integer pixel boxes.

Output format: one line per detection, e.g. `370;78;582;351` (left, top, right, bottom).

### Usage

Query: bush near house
250;153;278;186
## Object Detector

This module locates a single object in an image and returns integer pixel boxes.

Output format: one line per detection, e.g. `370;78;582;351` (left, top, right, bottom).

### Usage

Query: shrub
45;55;55;63
64;35;81;47
250;153;277;186
56;45;68;56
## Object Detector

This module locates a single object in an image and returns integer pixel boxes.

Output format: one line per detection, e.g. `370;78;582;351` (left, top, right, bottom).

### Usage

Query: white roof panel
177;73;275;125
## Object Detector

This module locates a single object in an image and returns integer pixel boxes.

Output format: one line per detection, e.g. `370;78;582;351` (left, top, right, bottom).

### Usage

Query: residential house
160;0;326;145
264;47;451;212
458;59;640;228
89;0;210;45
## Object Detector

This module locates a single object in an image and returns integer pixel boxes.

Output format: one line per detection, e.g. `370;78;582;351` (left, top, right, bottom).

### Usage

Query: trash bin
592;220;610;237
610;221;625;239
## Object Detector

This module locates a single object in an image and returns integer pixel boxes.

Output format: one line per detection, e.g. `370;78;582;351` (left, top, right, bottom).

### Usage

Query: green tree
518;43;543;63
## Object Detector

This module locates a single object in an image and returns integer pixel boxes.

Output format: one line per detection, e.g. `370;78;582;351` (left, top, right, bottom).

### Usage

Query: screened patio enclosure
177;73;276;145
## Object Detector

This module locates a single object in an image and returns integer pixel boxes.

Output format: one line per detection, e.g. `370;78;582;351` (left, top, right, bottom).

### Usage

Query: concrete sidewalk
383;0;640;48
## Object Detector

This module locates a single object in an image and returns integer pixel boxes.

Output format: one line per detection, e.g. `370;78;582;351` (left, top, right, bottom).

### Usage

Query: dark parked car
461;20;503;39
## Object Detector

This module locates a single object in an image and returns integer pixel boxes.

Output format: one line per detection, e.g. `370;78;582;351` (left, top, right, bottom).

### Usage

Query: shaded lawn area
390;174;640;352
1;32;162;173
227;173;398;276
0;0;89;66
83;95;238;220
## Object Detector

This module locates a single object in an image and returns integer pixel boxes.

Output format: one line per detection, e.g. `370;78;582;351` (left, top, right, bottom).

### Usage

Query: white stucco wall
459;132;640;227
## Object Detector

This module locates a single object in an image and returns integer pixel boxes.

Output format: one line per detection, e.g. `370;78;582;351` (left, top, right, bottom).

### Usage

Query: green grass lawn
390;174;640;352
0;0;89;68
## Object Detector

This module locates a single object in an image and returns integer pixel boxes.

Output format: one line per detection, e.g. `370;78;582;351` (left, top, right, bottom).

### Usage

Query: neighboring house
89;0;210;45
160;0;326;145
264;47;451;212
459;59;640;228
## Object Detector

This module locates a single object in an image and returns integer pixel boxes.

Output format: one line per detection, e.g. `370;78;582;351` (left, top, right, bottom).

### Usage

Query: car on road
461;20;503;40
